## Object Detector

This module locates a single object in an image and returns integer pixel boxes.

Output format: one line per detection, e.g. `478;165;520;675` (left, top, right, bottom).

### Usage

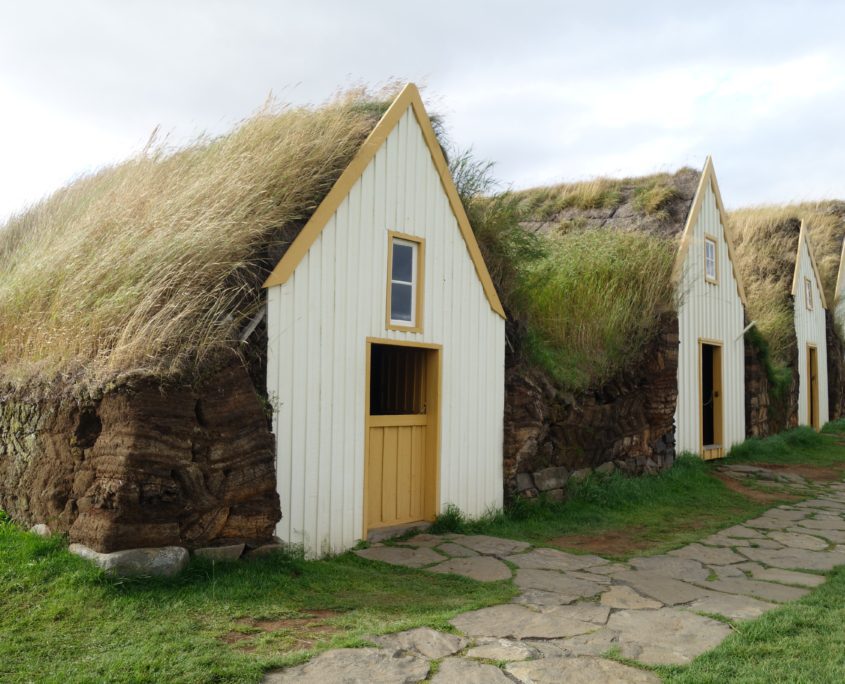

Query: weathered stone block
533;466;568;491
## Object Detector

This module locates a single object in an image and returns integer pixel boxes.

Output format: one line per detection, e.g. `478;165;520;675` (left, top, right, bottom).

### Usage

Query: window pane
392;242;414;283
391;282;413;322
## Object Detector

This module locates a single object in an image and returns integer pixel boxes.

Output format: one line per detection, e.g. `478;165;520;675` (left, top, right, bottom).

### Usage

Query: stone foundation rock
504;315;679;499
0;363;281;552
745;329;799;439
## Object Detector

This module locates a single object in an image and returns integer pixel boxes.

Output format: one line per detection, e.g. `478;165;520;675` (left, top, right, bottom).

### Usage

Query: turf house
263;85;506;554
502;157;749;500
0;83;506;557
730;202;845;431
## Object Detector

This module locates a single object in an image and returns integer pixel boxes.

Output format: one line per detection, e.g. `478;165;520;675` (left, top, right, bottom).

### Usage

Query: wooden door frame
699;338;724;460
807;343;820;431
362;337;442;540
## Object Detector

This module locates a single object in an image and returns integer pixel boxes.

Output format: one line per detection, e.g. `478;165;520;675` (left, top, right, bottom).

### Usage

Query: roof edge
672;156;749;307
262;83;506;319
793;221;829;310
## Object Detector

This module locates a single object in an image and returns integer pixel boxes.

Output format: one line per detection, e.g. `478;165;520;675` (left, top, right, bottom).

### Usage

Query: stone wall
504;315;679;500
744;332;798;439
827;310;845;421
744;335;770;438
0;363;280;552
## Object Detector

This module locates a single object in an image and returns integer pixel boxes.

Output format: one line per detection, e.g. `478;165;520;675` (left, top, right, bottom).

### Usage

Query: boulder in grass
29;523;52;537
69;543;189;577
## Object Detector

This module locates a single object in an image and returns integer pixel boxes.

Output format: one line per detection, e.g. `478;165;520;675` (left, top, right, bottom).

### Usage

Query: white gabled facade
792;225;829;427
263;85;505;555
674;159;748;458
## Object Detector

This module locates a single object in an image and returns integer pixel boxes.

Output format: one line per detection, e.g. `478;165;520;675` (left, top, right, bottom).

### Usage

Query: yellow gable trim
792;221;828;310
262;83;506;319
671;156;748;308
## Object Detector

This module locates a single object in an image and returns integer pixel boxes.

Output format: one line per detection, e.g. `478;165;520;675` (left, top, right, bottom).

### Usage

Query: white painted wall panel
675;181;746;455
266;108;505;555
794;241;829;426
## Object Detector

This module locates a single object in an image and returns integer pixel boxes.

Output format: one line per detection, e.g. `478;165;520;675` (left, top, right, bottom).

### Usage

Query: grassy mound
0;89;394;387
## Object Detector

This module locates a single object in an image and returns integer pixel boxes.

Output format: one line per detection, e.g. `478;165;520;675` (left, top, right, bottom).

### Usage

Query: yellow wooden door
365;342;439;533
367;415;427;529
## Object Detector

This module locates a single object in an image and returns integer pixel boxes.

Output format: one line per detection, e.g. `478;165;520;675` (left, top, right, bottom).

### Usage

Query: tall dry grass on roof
0;89;393;387
729;202;845;366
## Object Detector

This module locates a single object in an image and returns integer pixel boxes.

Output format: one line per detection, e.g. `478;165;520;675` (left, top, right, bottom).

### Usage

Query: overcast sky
1;1;844;221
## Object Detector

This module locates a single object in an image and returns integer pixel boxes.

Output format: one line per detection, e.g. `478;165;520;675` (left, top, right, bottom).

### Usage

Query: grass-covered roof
0;89;396;388
729;202;845;366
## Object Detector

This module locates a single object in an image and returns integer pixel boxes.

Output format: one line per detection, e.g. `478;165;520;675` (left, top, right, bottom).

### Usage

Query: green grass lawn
429;456;773;559
0;522;513;683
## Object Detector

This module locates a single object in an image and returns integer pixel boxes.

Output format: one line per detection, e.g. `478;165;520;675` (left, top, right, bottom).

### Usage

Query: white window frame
704;236;718;284
386;232;424;332
805;277;814;311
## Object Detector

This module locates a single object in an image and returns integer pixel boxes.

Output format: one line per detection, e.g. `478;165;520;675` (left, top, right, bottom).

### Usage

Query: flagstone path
264;477;845;683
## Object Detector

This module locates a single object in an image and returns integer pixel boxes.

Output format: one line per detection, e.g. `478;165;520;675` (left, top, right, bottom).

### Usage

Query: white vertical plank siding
794;240;829;426
675;181;746;455
267;108;505;555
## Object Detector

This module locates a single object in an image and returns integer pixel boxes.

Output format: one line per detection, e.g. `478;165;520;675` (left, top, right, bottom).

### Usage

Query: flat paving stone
504;547;607;571
799;518;845;531
451;604;604;639
585;562;630;575
263;648;428;683
668;543;745;565
355;546;444;568
507;656;660;684
786;525;845;544
797;499;845;511
449;535;531;556
401;533;443;548
744;516;791;530
687;593;777;621
721;525;764;538
689;577;809;603
601;585;662;609
739;546;845;571
431;657;510;684
711;563;745;579
764;508;810;521
608;608;732;665
747;538;785;549
737;562;827;587
437;542;479;557
700;533;751;547
536;603;610;624
768;531;829;551
548;628;620;657
629;555;710;581
566;570;612;584
615;570;712;605
465;639;537;661
372;627;467;659
514;568;604;599
512;589;577;607
430;556;512;582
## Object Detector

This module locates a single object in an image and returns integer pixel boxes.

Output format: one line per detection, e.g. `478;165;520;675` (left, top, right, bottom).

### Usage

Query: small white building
263;84;506;555
673;158;749;459
792;223;829;429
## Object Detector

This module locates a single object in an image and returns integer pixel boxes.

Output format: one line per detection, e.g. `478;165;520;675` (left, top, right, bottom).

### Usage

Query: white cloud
1;0;844;219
